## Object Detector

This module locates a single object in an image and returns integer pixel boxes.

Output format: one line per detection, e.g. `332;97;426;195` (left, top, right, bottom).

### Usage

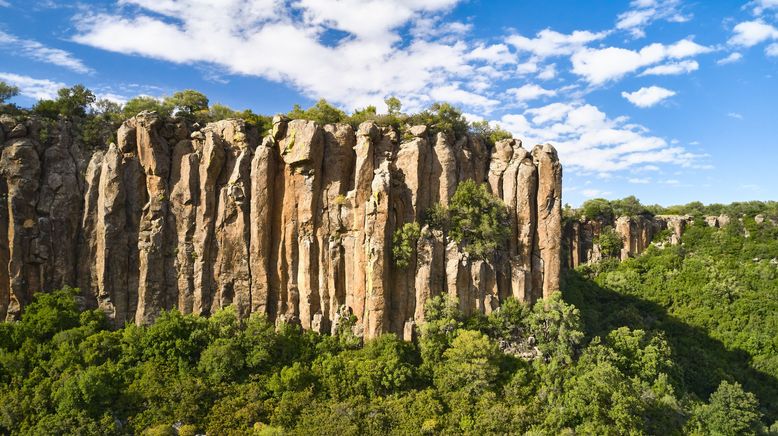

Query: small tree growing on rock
595;226;624;259
448;180;510;260
422;180;509;260
392;222;421;269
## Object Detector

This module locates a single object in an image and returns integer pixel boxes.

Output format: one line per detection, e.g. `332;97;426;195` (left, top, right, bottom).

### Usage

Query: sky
0;0;776;207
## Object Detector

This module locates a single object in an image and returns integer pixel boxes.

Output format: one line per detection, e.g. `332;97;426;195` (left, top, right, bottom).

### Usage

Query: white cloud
621;86;676;108
665;39;711;58
0;0;9;6
0;72;66;100
466;43;515;64
727;112;744;119
428;84;499;109
766;42;778;56
71;0;511;111
749;0;778;15
0;30;92;74
571;38;711;84
717;52;743;64
616;0;690;38
515;60;539;75
628;177;651;184
506;83;556;102
537;63;557;80
500;101;700;173
95;92;129;105
640;60;698;75
506;28;607;58
728;20;778;47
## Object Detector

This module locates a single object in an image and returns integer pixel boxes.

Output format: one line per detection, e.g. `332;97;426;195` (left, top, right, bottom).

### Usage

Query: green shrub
392;222;421;268
595;226;624;258
447;180;510;259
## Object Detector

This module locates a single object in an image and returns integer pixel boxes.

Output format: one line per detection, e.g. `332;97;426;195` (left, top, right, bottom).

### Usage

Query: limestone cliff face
0;113;563;338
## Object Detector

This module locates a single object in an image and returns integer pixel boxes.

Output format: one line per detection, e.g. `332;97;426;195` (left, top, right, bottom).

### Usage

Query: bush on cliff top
1;82;511;150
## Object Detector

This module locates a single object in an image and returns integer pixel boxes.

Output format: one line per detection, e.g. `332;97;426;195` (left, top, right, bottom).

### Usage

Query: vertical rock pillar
532;144;562;299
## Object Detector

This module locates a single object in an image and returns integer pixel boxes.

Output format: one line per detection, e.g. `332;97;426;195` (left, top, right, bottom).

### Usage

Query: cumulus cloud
499;101;699;173
0;72;66;100
507;84;556;102
621;86;676;107
727;112;744;119
506;28;607;58
640;59;698;75
537;63;557;80
466;43;515;64
71;0;518;111
616;0;690;38
717;52;743;64
0;30;92;74
767;42;778;56
728;20;778;47
571;38;710;84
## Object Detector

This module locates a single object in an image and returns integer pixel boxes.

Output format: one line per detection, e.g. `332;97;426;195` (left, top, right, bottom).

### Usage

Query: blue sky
0;0;776;206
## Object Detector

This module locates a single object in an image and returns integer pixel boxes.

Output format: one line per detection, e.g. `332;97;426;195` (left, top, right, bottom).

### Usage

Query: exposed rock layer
0;113;563;338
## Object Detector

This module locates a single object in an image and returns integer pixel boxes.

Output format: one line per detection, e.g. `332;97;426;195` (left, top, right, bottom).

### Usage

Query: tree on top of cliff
122;95;172;118
288;99;347;125
469;120;513;146
164;89;209;119
385;96;401;114
0;81;19;104
406;102;469;138
32;84;96;118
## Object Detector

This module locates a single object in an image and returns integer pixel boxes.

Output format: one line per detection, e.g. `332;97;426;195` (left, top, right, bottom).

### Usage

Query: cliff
563;213;736;268
0;112;562;338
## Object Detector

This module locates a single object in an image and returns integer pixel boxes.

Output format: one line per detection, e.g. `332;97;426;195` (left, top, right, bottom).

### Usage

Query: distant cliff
561;213;777;268
0;112;563;338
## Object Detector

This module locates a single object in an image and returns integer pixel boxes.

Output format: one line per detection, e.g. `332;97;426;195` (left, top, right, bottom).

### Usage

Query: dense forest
0;214;776;434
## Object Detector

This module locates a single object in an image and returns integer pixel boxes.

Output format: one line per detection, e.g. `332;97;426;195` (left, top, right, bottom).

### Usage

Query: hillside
0;214;776;435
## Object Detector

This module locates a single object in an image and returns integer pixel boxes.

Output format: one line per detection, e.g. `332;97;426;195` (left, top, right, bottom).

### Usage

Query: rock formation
0;113;563;338
563;213;742;268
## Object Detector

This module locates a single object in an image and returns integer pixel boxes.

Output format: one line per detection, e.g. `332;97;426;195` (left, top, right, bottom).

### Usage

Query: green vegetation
421;180;510;260
565;215;778;431
594;225;624;258
0;81;20;104
447;180;510;259
392;222;421;269
1;82;510;152
468;119;513;146
286;98;512;142
2;217;778;434
570;195;778;222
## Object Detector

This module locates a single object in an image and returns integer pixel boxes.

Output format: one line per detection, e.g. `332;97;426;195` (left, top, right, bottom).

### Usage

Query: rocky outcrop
562;213;757;268
0;113;563;338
